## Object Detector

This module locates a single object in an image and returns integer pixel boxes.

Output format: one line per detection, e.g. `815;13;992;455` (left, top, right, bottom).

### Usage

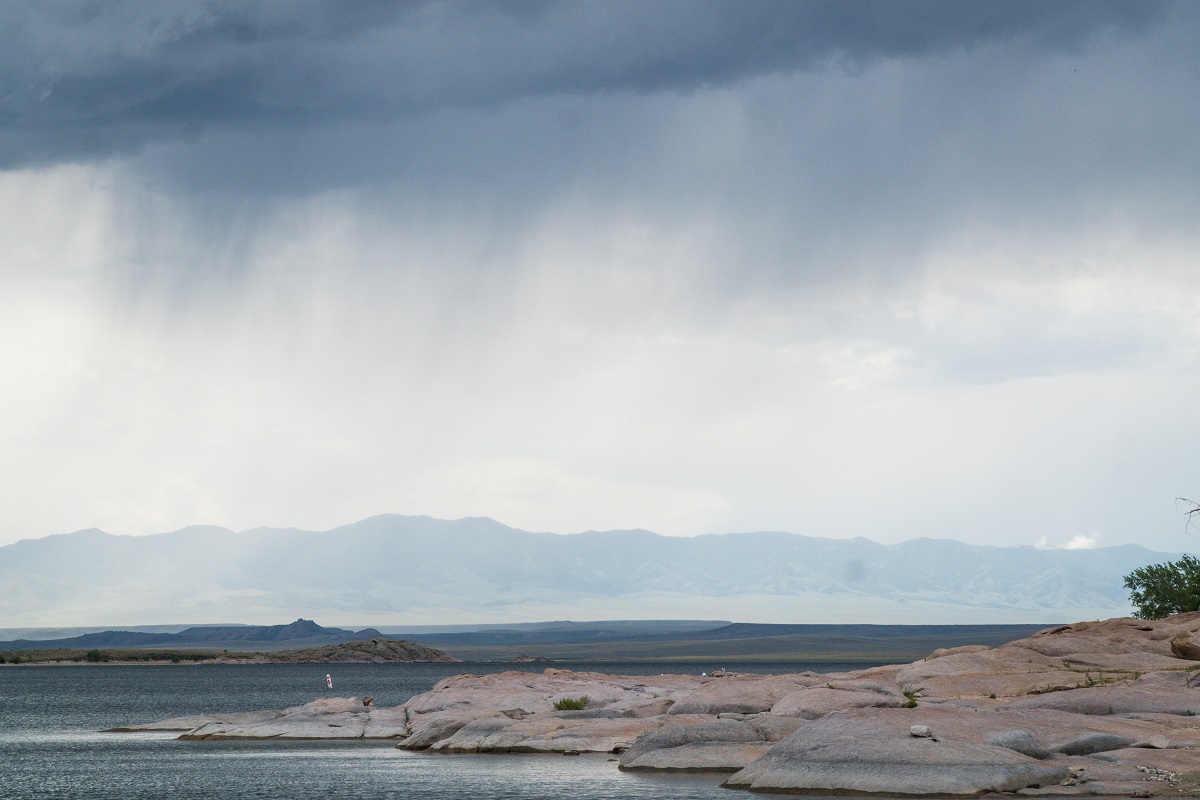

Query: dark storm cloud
0;0;1171;169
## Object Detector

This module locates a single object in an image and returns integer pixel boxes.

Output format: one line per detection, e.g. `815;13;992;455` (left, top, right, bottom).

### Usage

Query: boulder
1171;631;1200;661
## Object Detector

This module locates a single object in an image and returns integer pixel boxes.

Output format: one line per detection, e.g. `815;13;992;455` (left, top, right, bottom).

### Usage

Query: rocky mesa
117;613;1200;797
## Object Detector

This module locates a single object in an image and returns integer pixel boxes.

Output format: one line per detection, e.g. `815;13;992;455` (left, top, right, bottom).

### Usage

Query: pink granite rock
173;697;408;740
770;686;902;718
724;711;1070;796
114;611;1200;796
665;674;812;715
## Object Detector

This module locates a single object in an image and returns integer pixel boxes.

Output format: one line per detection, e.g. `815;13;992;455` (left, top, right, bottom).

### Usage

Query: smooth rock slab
771;686;902;719
1004;685;1200;717
405;669;702;724
911;669;1099;701
183;711;367;739
176;698;407;740
666;675;811;716
425;713;668;754
1009;616;1200;659
724;715;1069;796
1089;746;1200;773
618;714;803;771
621;741;773;772
398;717;469;749
620;719;767;771
104;711;277;732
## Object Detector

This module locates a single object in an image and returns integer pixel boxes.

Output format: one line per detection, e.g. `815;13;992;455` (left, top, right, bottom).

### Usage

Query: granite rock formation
116;612;1200;796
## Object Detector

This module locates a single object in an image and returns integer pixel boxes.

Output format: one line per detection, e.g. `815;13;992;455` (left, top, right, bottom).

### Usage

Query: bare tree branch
1177;497;1200;534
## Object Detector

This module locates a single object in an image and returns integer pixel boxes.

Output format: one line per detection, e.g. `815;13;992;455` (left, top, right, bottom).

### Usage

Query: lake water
1;660;884;799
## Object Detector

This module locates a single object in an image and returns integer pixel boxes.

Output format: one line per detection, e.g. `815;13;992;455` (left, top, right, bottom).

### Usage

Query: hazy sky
2;1;1198;552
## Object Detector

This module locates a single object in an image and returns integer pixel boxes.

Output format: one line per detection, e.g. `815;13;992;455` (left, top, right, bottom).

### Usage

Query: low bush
553;695;590;711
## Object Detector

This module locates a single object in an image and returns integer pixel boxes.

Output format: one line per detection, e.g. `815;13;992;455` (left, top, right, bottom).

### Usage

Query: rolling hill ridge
0;514;1178;625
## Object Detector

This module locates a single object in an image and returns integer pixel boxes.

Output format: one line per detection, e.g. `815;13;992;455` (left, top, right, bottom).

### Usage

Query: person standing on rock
325;673;332;689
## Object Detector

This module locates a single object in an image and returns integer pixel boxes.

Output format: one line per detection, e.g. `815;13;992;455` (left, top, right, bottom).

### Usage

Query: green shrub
0;654;6;664
553;695;590;711
85;649;108;663
901;690;919;708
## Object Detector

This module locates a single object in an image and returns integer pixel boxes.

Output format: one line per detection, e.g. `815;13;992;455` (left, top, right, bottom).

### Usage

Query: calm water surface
1;660;882;799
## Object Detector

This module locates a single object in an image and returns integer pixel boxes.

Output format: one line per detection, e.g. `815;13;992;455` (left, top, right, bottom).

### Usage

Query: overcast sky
2;1;1198;552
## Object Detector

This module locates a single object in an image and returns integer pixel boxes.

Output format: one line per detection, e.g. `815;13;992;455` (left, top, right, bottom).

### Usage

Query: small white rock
909;725;933;738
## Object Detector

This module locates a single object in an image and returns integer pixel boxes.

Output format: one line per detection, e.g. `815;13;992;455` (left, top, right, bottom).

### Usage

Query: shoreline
107;613;1200;796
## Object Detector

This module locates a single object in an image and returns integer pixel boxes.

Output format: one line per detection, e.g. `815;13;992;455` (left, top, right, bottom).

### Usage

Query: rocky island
4;637;457;665
115;613;1200;796
211;637;460;664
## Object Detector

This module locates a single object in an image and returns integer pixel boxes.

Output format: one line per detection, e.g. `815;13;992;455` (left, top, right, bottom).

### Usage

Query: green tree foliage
1124;555;1200;619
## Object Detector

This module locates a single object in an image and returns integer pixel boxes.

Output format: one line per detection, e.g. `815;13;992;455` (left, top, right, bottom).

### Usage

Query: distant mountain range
0;514;1180;626
0;617;1056;662
0;618;384;651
